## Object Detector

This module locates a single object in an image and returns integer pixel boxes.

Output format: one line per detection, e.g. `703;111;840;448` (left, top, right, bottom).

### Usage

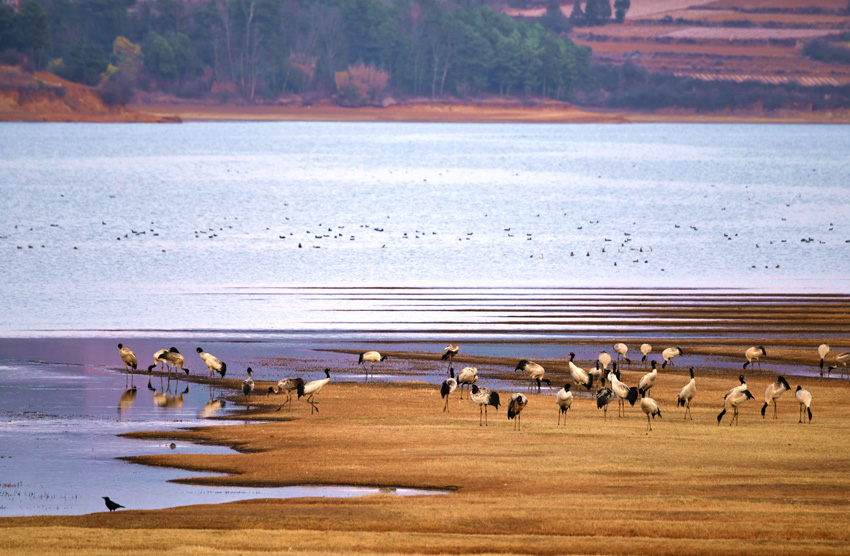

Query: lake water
1;122;848;516
2;122;849;335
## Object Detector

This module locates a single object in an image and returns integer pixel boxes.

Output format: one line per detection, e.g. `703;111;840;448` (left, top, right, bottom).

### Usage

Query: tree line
0;0;596;105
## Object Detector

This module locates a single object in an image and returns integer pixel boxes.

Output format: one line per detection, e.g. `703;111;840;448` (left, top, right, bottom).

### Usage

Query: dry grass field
1;344;848;555
562;0;850;86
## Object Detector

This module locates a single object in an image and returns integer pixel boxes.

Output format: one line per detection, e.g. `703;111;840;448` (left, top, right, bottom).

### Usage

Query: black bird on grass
102;496;124;511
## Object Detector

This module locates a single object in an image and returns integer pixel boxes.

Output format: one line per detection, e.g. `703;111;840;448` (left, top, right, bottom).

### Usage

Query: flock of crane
116;339;847;430
434;342;824;431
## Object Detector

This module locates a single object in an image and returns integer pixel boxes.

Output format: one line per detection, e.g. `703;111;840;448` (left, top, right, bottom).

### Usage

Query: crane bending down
743;346;767;370
567;352;594;390
556;383;573;425
640;343;652;366
641;397;662;431
507;393;528;431
661;347;683;368
795;385;812;423
269;377;305;411
441;344;459;371
718;387;754;426
761;375;790;419
456;366;478;399
613;343;631;366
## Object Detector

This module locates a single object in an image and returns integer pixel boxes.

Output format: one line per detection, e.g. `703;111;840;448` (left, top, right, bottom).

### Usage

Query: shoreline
130;99;850;124
1;326;849;554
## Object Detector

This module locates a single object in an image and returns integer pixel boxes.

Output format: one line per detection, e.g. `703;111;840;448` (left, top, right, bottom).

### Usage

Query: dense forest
1;0;849;113
0;0;594;105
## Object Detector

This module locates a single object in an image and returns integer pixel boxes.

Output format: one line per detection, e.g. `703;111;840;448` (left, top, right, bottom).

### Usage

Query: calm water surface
2;122;849;334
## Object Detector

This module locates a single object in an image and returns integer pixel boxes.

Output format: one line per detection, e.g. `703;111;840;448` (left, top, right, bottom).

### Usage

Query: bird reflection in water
200;384;226;418
117;386;137;416
147;377;189;410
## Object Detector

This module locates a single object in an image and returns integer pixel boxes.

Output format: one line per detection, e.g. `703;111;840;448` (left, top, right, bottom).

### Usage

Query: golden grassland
2;346;849;555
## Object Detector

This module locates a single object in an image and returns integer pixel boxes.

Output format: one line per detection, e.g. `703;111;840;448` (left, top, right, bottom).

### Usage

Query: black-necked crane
268;377;305;411
470;384;500;426
596;387;616;421
661;347;683;368
761;375;791;419
640;397;662;431
717;386;754;426
149;349;170;372
441;344;459;371
456;366;478;399
118;343;137;371
795;385;812;423
598;351;612;371
724;375;748;400
299;368;331;414
556;383;573;425
677;367;696;420
640;343;652;367
440;368;458;412
242;367;254;403
743;346;767;370
197;347;226;379
638;360;658;398
827;351;850;376
608;365;638;416
613;342;631;366
567;352;594;390
358;351;387;380
514;359;550;393
587;360;605;388
507;393;528;431
161;347;189;375
818;344;830;370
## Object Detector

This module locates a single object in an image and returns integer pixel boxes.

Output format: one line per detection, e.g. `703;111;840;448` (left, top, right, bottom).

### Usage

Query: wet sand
1;295;849;555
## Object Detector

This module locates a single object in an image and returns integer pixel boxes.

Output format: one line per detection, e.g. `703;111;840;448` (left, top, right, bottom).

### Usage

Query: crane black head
739;374;746;383
196;347;203;353
117;343;123;349
563;383;571;391
324;368;331;378
169;347;180;353
778;376;790;390
568;352;576;361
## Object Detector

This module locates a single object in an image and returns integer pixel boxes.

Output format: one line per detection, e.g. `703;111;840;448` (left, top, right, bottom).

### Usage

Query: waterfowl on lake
818;344;830;370
514;359;549;392
609;366;639;417
441;344;459;370
456;366;478;399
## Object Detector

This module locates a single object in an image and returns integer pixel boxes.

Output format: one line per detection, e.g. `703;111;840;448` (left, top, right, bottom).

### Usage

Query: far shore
129;98;850;125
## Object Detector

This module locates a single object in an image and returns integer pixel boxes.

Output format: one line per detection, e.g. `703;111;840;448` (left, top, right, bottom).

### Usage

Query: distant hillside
0;65;175;122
